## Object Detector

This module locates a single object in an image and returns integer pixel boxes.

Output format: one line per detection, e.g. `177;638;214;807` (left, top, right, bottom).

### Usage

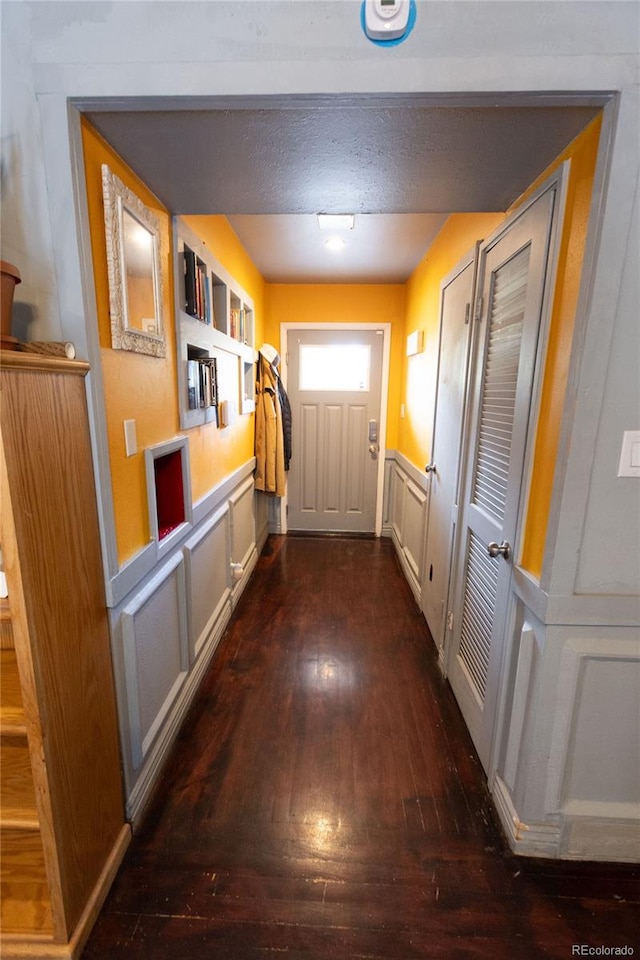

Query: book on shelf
184;246;197;317
187;360;199;410
184;245;210;323
231;308;247;341
187;357;219;418
204;275;212;326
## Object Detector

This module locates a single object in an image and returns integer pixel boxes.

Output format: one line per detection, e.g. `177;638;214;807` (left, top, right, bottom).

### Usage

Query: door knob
369;444;378;460
425;462;437;474
488;540;511;560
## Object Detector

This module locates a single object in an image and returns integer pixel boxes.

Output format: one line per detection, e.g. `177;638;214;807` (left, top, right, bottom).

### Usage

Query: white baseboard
391;527;422;605
562;805;640;862
492;776;640;862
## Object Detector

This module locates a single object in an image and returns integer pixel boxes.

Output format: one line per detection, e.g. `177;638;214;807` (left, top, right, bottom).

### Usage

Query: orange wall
398;115;602;579
82;121;265;565
84;109;600;576
265;284;406;448
182;216;266;499
83;119;177;564
517;115;602;577
398;213;504;467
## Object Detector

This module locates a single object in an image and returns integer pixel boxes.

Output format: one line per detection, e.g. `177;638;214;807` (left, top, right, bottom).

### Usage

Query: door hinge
464;302;471;325
474;296;484;322
285;352;289;365
447;610;454;631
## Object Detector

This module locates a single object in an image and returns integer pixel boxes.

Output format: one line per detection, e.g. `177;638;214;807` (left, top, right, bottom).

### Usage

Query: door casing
421;247;479;659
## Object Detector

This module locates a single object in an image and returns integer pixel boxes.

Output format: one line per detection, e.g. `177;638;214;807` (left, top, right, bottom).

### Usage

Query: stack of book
229;308;246;342
187;357;219;422
184;245;211;324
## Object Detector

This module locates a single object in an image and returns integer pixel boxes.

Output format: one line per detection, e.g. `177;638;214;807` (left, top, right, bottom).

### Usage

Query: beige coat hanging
255;351;285;496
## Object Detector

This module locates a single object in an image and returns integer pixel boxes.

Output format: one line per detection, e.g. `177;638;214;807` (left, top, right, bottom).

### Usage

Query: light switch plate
406;330;424;356
617;430;640;477
219;400;237;428
124;419;137;457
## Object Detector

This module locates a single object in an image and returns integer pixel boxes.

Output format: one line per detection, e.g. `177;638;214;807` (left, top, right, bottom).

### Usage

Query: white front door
286;328;385;533
447;185;559;772
422;250;477;654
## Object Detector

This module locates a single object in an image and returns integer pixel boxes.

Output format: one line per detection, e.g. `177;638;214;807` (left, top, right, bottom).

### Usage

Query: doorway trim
280;322;391;536
61;91;619;593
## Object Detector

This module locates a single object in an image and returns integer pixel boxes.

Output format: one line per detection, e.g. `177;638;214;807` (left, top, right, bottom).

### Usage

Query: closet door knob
487;540;511;561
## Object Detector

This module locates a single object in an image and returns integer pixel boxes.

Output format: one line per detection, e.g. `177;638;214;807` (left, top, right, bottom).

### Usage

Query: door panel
300;404;319;510
346;405;367;513
422;253;476;650
287;328;384;533
447;187;557;772
324;404;343;512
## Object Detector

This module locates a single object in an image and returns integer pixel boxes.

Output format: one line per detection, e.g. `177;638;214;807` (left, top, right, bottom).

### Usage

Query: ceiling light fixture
325;237;346;252
317;214;355;231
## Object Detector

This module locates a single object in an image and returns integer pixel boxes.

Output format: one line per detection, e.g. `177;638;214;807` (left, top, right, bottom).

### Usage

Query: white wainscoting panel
382;456;394;535
183;505;232;663
502;619;537;794
388;458;429;603
391;465;405;544
546;636;640;817
403;479;428;583
121;552;189;770
494;629;640;861
110;467;265;824
255;489;270;548
230;475;259;604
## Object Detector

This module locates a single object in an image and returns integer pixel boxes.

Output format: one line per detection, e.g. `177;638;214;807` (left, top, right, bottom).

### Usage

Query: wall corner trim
492;775;561;859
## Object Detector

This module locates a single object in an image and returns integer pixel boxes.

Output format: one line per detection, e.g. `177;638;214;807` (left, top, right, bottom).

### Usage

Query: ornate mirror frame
101;164;166;358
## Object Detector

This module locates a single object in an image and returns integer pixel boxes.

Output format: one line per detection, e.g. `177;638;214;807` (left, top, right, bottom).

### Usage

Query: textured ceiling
224;214;448;284
86;100;600;281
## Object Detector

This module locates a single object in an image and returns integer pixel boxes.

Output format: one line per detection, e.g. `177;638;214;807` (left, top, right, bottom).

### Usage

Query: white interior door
286;328;385;533
422;250;477;653
447;186;558;772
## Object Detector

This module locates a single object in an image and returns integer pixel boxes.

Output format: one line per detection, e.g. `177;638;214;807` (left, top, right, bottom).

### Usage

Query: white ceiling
85;97;600;283
225;213;448;284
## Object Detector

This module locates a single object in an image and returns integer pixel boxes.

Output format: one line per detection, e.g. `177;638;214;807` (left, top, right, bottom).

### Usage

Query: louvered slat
458;532;499;700
472;246;531;524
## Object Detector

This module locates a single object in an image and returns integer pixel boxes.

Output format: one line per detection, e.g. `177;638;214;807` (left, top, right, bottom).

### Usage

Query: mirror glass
102;164;166;357
122;208;157;335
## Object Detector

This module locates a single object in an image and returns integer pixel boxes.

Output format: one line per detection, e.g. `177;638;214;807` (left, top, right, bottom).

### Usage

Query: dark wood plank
82;536;639;960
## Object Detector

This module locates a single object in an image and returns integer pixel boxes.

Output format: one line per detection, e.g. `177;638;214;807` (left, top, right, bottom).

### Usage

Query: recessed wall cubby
240;357;256;415
173;217;256;430
145;436;192;558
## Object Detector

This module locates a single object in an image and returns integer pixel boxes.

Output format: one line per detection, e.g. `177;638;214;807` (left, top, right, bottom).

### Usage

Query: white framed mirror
101;164;166;357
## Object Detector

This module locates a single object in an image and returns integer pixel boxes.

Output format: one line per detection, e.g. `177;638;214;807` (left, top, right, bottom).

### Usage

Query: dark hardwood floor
83;536;639;959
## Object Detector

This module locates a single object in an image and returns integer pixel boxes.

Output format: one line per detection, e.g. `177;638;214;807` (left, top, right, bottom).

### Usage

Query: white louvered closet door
447;187;557;773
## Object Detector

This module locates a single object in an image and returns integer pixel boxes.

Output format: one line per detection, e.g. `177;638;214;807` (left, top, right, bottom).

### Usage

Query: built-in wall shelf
145;436;193;560
173;217;257;431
